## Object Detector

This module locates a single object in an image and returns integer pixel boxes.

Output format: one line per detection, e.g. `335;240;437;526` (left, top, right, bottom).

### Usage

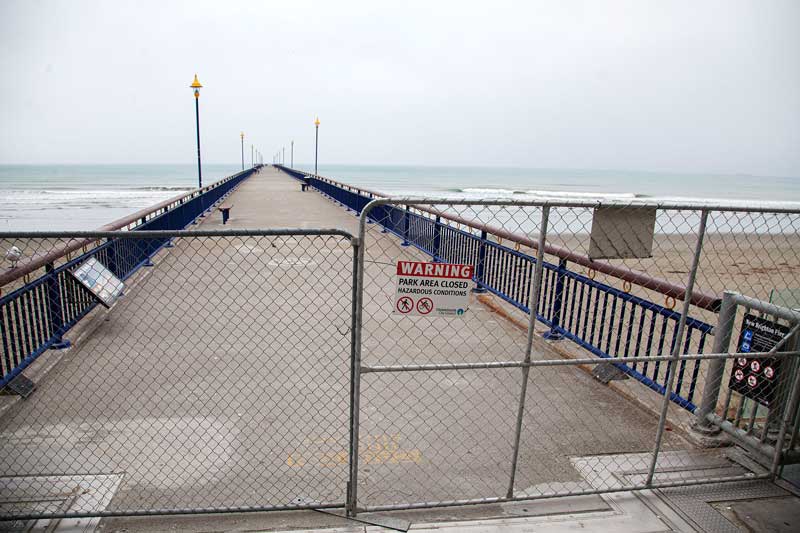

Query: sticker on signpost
394;261;473;317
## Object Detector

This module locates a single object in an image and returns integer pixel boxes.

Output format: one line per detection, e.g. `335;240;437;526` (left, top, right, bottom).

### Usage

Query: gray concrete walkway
200;166;361;233
1;167;793;531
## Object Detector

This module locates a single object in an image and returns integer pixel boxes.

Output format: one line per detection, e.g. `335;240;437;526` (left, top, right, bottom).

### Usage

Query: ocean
0;164;240;231
1;163;799;231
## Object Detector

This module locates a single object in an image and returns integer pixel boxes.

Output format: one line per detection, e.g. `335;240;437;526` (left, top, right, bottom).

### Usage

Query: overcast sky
1;0;798;176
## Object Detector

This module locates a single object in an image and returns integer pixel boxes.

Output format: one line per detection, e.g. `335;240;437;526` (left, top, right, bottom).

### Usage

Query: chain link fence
349;198;800;513
1;229;356;521
2;194;800;522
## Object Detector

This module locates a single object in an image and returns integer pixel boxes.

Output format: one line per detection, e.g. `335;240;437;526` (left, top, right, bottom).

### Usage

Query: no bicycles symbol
393;260;473;317
416;297;433;315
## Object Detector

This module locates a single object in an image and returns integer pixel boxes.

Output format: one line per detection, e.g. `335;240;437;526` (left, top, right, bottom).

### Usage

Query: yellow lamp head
240;132;244;140
314;116;320;127
190;74;202;98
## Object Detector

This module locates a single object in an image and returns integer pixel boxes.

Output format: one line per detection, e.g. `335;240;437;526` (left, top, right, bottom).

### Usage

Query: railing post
472;230;488;293
692;290;737;434
544;258;567;340
45;263;70;350
433;216;442;262
401;205;411;246
106;238;119;276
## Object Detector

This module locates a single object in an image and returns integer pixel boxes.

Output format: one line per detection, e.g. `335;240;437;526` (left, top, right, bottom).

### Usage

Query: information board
728;313;791;407
69;257;125;308
394;261;473;317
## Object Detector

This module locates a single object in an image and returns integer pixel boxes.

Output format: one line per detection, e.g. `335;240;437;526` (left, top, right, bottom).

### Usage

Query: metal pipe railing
277;166;719;411
0;167;258;288
0;169;258;386
273;164;721;311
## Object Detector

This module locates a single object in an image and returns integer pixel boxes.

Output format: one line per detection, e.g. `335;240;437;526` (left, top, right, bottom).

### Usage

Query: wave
0;188;179;211
461;187;521;195
453;187;638;200
133;186;194;192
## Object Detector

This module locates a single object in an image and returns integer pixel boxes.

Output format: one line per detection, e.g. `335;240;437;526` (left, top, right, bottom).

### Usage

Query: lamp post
314;116;320;175
282;146;285;165
190;74;203;188
240;132;245;170
251;144;254;168
291;140;294;168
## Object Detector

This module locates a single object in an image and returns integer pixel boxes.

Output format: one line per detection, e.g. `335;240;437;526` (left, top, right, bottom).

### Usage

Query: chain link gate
3;200;800;524
0;229;358;523
347;197;800;515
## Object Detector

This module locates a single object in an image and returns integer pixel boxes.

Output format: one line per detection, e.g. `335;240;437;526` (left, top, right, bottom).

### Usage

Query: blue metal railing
0;168;257;388
276;164;713;412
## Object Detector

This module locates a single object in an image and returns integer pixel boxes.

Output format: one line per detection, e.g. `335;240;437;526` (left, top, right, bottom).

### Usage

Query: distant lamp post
291;140;294;168
190;74;203;188
314;116;320;175
240;132;245;170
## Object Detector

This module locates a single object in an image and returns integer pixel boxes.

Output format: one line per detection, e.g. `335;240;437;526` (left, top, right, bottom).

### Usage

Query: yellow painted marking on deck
286;434;422;468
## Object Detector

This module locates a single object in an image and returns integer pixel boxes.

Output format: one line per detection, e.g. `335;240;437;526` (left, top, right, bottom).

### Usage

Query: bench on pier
218;204;233;225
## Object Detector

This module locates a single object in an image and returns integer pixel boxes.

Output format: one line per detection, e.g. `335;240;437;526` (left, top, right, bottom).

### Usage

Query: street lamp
190;74;203;188
240;132;245;170
314;116;320;175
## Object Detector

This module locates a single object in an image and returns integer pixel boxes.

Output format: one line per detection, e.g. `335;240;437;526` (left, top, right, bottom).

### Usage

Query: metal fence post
433;216;442;262
349;203;375;517
507;206;550;498
401;206;411;246
692;290;737;433
646;209;708;487
473;230;488;294
106;238;119;276
771;353;800;479
543;258;567;340
45;263;70;350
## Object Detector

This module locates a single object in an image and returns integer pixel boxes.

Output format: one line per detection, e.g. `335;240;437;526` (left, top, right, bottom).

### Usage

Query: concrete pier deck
2;167;789;531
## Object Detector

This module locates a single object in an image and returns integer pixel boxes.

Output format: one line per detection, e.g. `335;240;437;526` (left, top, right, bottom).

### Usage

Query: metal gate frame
346;197;800;517
0;228;360;522
3;214;800;521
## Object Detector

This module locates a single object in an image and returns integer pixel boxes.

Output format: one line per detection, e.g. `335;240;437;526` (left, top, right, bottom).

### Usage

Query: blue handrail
0;168;256;388
277;164;713;412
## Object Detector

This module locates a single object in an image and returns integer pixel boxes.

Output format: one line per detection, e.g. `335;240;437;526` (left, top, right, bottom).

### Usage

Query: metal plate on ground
0;473;123;527
658;480;790;533
592;362;629;384
4;374;35;398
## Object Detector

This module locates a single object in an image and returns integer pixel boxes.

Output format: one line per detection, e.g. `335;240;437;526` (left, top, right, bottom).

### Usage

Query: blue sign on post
728;314;790;407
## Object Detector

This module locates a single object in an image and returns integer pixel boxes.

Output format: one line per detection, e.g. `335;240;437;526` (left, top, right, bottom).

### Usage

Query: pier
1;166;799;530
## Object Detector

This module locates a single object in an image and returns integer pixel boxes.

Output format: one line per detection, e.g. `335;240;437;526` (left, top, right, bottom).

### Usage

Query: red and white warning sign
394;260;473;317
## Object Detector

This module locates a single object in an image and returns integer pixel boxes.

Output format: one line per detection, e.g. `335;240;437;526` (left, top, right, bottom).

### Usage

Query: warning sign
727;314;791;407
394;260;473;317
